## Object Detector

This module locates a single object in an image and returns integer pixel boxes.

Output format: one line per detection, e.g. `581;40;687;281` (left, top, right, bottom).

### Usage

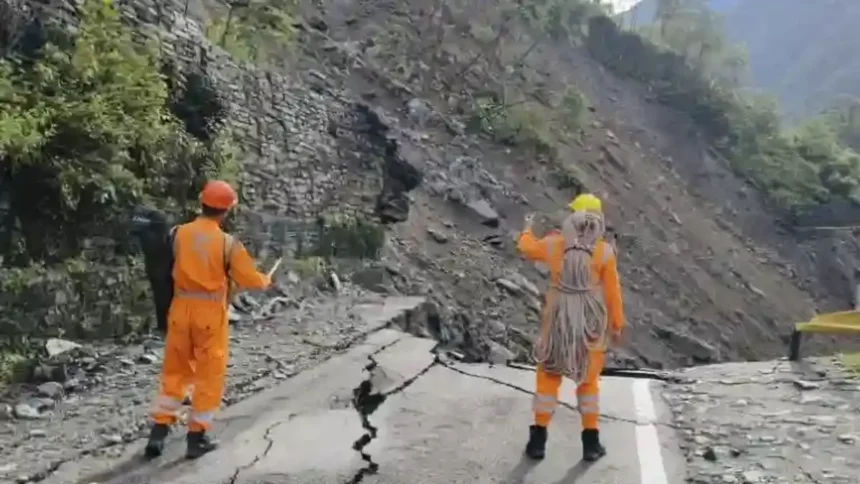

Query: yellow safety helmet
568;193;602;213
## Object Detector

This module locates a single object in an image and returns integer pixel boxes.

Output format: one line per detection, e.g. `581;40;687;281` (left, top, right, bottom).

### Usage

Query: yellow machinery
788;310;860;361
786;217;860;361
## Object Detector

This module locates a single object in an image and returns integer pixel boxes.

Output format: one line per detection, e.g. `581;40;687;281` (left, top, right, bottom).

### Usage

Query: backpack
131;207;234;334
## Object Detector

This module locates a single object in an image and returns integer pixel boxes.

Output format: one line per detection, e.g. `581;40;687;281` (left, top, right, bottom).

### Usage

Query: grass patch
471;96;555;159
204;0;296;66
291;256;326;279
839;352;860;374
0;350;30;385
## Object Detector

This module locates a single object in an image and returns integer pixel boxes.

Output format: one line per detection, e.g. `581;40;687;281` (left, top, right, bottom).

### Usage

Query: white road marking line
632;379;669;484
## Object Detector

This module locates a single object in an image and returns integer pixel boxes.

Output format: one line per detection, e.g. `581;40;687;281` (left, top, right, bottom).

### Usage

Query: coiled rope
532;211;608;384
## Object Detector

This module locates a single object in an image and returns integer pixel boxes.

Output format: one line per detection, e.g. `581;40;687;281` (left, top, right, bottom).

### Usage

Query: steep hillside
3;0;860;380
624;0;860;119
284;0;860;367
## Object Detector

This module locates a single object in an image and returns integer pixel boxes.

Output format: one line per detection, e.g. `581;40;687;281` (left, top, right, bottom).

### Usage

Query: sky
607;0;641;13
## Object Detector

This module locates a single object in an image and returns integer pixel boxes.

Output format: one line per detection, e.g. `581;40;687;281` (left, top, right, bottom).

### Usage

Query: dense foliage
0;0;240;372
205;0;296;66
715;0;859;119
582;0;860;212
0;0;236;265
820;99;860;154
445;0;860;212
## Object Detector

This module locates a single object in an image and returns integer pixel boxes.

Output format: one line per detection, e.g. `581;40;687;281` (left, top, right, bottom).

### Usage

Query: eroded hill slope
282;0;860;367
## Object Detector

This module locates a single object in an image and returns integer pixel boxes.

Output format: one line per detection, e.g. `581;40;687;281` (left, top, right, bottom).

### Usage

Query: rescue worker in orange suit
145;180;272;460
516;193;624;462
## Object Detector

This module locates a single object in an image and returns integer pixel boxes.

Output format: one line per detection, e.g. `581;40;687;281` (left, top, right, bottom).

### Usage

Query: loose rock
36;382;64;400
427;228;449;243
13;403;42;420
45;338;81;358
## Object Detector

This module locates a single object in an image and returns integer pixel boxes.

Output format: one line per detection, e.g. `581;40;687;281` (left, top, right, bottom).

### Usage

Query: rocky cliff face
1;0;423;343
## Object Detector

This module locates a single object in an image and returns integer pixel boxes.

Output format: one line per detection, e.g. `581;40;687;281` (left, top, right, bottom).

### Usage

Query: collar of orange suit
196;215;223;227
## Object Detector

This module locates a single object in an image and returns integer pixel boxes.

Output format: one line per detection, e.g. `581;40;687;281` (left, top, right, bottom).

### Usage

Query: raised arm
600;243;625;334
517;228;550;263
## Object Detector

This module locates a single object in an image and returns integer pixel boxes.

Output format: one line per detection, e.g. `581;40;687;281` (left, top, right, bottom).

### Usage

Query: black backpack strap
223;233;235;278
168;225;179;255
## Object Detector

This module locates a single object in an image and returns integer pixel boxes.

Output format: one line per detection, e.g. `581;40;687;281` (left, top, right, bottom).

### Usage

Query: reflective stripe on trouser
151;297;229;432
151;394;183;422
175;290;226;301
190;410;215;430
533;350;605;430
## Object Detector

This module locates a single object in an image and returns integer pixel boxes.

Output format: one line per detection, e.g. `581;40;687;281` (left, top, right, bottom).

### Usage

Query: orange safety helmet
200;180;238;210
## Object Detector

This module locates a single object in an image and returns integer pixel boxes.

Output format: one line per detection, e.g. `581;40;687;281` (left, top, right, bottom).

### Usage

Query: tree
821;97;860;152
645;0;747;88
0;0;234;263
205;0;296;65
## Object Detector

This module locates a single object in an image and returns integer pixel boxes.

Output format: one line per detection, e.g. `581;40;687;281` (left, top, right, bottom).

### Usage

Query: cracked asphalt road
19;296;427;484
40;327;685;484
14;306;860;484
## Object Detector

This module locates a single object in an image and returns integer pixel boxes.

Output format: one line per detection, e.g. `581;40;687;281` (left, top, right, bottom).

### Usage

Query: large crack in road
438;360;685;430
345;345;680;484
43;337;680;484
347;339;439;484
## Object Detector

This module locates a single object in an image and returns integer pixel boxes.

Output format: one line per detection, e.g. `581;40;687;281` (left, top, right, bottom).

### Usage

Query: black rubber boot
525;425;548;460
186;431;219;459
144;423;169;459
582;429;607;462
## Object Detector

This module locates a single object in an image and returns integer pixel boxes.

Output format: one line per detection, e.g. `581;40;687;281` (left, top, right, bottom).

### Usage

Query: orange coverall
517;228;624;430
151;217;270;432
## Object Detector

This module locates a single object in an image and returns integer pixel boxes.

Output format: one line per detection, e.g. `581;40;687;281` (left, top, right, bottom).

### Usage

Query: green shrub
559;86;588;130
841;352;860;374
583;12;860;212
0;256;151;346
313;215;386;260
0;0;236;263
205;0;296;66
0;350;30;385
821;98;860;153
540;0;608;43
472;96;554;157
552;163;588;193
291;256;326;279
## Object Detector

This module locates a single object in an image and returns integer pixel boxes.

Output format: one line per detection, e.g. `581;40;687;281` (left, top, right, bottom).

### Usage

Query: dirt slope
288;0;860;369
